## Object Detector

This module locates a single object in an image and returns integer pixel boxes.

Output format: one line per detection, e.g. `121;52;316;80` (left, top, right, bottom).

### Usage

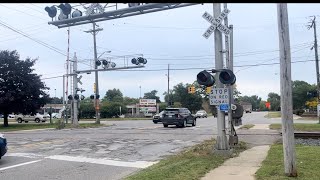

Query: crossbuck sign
202;8;232;39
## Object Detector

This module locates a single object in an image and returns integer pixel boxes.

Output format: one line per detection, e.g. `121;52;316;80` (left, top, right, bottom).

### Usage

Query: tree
123;96;139;106
49;97;63;104
104;88;123;102
238;95;261;110
0;50;49;127
292;80;316;109
171;83;203;113
267;92;281;111
100;102;127;118
143;90;161;103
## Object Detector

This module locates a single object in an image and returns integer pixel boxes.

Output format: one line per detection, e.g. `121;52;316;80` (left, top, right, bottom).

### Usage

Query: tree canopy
0;50;49;127
104;88;123;102
143;90;161;103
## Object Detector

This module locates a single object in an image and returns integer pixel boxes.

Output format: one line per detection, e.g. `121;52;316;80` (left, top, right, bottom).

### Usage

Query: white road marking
6;153;44;158
0;160;42;171
46;155;158;168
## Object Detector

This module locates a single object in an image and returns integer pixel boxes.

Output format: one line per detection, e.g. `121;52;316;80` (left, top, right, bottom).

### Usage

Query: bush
100;102;127;118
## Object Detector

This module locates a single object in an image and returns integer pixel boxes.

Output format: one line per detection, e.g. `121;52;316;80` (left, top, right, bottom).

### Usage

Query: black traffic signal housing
58;3;72;16
132;57;147;65
68;95;73;100
197;70;215;87
197;69;236;87
219;69;236;85
90;94;100;99
45;6;57;18
74;94;79;100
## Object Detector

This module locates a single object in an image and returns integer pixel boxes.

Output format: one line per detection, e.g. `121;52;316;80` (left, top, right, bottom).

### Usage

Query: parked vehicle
161;108;196;128
15;113;47;123
0;133;7;159
153;111;164;124
195;110;207;118
8;114;15;119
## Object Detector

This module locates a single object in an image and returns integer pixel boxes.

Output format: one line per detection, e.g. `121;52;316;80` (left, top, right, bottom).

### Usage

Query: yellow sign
206;86;212;94
93;83;96;93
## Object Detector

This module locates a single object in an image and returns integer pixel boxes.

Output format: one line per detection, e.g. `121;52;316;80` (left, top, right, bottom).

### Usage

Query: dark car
0;133;7;159
161;108;196;128
153;111;164;124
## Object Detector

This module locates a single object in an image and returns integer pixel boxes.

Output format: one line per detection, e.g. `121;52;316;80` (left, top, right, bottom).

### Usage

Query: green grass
239;124;255;129
264;111;281;118
125;139;247;180
256;144;320;180
0;123;106;132
297;117;319;121
269;123;320;131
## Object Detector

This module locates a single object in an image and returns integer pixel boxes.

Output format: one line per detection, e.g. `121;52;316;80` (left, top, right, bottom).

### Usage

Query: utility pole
167;64;170;107
85;22;103;124
307;16;320;124
72;53;79;126
223;3;235;147
277;3;297;177
213;3;229;151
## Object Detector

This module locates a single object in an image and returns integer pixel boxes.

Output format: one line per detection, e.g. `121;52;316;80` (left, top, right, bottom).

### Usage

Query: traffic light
74;94;79;100
205;86;212;94
96;60;101;66
90;95;95;100
219;69;236;85
58;3;72;16
188;86;195;94
197;69;236;87
132;57;147;65
71;9;82;18
197;70;215;87
45;6;57;18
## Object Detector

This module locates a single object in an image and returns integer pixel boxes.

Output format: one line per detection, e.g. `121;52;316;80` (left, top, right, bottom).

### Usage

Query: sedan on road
153;111;164;124
161;108;196;128
0;133;7;159
195;110;207;118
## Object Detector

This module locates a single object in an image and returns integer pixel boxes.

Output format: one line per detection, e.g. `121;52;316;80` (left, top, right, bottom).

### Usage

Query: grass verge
0;123;106;132
239;124;255;129
74;118;152;121
256;144;320;180
125;139;247;180
264;111;281;118
269;123;320;131
297;117;318;121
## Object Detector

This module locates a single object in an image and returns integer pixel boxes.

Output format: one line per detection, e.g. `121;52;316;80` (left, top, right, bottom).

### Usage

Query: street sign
209;88;229;105
202;8;232;39
219;104;229;111
77;75;83;85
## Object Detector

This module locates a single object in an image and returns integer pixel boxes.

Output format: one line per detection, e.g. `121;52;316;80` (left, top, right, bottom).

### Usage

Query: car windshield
197;111;205;113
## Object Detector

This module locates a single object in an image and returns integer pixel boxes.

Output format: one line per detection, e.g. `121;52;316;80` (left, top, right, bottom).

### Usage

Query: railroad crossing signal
202;8;232;39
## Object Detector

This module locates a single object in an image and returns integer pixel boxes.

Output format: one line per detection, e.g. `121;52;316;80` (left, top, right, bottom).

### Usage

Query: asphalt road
0;112;317;180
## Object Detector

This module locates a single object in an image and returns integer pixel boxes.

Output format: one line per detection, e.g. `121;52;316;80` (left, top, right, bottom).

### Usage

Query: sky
0;3;319;102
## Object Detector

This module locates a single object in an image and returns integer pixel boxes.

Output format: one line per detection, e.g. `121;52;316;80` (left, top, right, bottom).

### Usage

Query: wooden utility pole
277;3;297;177
307;16;320;124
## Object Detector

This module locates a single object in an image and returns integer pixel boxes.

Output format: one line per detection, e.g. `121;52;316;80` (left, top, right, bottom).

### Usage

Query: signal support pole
72;53;79;126
308;16;320;124
85;22;103;124
277;3;297;177
213;3;229;152
167;64;170;107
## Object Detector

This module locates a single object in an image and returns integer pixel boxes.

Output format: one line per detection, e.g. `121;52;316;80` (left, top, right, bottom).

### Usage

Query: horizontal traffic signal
197;69;236;87
197;70;215;87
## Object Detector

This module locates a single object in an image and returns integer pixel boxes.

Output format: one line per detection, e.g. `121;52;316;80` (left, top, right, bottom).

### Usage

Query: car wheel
35;118;40;123
182;119;187;128
25;121;28;123
163;124;168;128
154;121;158;124
192;119;196;126
42;121;46;123
17;118;22;123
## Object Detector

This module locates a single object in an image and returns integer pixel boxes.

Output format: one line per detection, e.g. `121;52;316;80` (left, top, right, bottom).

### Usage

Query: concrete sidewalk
201;145;270;180
201;124;279;180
